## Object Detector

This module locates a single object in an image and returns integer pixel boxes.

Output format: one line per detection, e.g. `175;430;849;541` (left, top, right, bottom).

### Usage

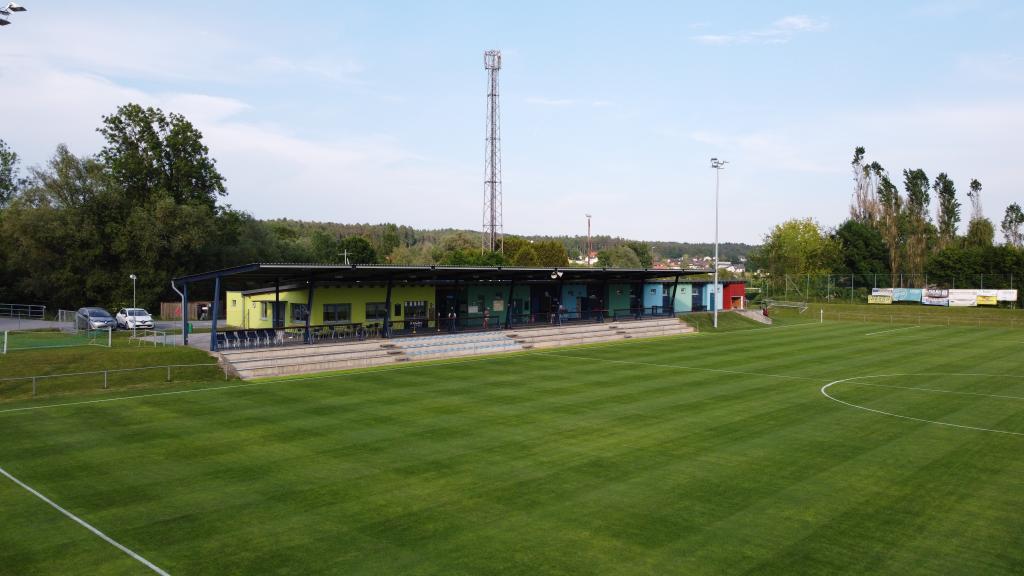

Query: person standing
483;308;490;330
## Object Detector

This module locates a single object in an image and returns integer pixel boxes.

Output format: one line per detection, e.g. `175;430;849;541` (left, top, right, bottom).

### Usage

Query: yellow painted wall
237;284;437;329
226;291;244;327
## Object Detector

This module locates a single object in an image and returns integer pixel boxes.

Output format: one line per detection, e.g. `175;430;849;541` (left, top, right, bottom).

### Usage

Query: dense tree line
0;105;573;312
751;147;1024;293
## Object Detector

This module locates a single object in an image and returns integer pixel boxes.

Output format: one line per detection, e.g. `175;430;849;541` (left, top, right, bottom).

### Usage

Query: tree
876;172;903;276
0;139;22;207
833;219;889;276
532;240;569;267
622;240;653;268
337;236;377;264
597;245;642;268
967;179;983;221
965;217;995;248
902;168;931;277
98;103;226;208
850;147;881;224
511;245;540;266
932;173;960;249
1001;203;1024;248
753;218;840;278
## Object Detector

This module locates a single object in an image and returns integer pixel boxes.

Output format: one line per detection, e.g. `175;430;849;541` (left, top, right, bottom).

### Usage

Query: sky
1;1;1023;244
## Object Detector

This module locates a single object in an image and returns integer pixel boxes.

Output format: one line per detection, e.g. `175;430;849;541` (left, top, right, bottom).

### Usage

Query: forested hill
264;220;758;262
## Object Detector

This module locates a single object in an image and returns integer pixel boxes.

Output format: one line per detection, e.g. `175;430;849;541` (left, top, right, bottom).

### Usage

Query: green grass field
1;318;1023;575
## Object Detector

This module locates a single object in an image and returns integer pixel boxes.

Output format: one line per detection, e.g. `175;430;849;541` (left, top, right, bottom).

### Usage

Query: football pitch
1;320;1023;575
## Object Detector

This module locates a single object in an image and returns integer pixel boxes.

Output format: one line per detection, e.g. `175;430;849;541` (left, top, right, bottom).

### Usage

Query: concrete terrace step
235;354;399;379
229;347;396;371
221;340;385;362
391;331;522;361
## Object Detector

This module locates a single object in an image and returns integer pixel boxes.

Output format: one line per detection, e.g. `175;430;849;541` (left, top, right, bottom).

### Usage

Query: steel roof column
304;276;315;344
384;278;393;338
670;274;679;316
504;278;515;329
209;275;221;352
182;282;189;346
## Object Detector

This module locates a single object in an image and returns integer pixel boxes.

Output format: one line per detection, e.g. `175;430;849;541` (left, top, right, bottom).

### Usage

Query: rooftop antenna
482;49;503;253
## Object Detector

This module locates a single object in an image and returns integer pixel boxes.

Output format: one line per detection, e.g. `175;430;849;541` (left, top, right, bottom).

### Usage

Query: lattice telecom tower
482;49;503;253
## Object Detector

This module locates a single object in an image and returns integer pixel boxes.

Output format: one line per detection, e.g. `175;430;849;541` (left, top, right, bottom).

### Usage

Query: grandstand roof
173;262;709;289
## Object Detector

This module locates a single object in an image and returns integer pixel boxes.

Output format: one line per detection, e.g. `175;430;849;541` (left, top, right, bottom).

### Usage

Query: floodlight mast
710;158;728;329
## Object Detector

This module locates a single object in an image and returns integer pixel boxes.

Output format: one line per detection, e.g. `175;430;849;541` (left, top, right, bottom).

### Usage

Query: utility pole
482;50;504;253
711;158;728;328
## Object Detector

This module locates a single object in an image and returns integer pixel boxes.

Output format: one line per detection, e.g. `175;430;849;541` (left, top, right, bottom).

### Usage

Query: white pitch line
0;466;171;575
820;374;1024;437
542;353;821;382
864;325;922;336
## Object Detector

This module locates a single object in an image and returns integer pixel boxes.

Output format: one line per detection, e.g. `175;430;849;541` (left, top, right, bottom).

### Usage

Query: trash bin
187;322;194;334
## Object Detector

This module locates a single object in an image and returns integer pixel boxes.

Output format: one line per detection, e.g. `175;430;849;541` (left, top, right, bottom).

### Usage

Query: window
291;303;309;322
365;302;387;322
260;302;270;320
323;303;351;324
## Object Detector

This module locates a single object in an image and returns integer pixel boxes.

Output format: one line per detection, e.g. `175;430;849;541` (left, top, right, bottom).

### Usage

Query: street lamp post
710;158;728;328
129;274;137;336
585;214;592;267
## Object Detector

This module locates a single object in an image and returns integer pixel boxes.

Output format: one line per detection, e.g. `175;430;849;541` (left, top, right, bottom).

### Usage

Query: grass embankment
681;308;817;333
0;332;223;401
1;322;1022;574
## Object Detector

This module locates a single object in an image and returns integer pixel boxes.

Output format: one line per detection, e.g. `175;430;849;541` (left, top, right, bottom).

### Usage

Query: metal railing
0;303;46;320
0;363;226;399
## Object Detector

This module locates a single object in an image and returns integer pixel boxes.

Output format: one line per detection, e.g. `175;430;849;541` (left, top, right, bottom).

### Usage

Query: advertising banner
921;296;949;306
892;288;923;302
976;290;998;306
948;289;979;307
926;288;949;298
869;288;893;304
997;289;1019;302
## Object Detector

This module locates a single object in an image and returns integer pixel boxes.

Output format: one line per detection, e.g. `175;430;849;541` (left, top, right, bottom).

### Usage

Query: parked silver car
75;307;116;330
115;307;154;330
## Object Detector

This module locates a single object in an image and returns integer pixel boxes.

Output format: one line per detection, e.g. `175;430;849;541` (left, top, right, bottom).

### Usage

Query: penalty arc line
820;374;1024;437
0;466;171;576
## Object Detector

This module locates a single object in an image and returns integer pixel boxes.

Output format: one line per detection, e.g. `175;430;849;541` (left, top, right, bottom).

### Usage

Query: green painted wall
608;283;633;313
673;283;694;312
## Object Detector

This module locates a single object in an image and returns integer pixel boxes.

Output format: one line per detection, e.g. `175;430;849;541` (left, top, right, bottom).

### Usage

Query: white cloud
773;15;829;32
0;57;480;230
692;15;829;46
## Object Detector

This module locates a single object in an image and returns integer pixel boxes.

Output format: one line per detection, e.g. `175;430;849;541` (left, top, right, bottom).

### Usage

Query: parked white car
116;308;154;330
